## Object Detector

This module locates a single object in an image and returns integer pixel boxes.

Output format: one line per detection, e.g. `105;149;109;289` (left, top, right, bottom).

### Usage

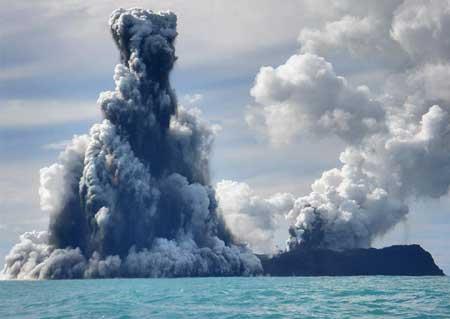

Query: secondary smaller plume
247;0;450;251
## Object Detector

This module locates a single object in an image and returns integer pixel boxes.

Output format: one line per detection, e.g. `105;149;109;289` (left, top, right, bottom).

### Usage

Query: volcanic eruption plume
2;8;261;279
244;1;450;251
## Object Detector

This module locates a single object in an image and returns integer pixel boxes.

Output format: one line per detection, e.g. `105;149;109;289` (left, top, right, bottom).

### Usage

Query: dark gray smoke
2;8;261;279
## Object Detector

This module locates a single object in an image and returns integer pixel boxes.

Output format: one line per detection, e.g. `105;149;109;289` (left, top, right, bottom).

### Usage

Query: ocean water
1;277;449;318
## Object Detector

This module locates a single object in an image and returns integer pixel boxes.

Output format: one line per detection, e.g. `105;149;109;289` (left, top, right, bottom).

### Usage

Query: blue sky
1;0;450;273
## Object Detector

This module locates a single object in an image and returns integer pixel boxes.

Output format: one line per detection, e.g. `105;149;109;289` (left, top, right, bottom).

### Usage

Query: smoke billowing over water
2;8;261;279
4;2;450;279
245;1;450;251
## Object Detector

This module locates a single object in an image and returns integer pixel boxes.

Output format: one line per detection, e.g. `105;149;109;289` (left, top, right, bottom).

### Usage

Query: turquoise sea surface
1;276;449;318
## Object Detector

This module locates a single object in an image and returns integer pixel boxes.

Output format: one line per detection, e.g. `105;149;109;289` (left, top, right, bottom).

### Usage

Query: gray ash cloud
2;8;261;279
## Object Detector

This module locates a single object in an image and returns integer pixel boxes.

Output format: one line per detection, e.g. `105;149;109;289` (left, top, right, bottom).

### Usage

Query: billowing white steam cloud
216;180;294;254
247;53;385;144
247;1;450;250
2;8;261;279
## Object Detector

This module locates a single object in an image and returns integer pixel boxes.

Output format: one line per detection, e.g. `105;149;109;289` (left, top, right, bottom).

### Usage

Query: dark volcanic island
259;245;444;276
1;8;445;279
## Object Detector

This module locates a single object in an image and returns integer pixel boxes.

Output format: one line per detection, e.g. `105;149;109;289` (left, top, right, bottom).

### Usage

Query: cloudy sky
1;0;450;273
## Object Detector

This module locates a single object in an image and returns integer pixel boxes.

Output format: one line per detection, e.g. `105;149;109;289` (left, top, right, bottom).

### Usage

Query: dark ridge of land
258;244;445;276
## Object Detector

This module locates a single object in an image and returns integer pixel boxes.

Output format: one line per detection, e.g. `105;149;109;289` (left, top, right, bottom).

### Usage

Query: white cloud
297;1;408;69
216;180;294;254
247;53;384;144
391;0;450;62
